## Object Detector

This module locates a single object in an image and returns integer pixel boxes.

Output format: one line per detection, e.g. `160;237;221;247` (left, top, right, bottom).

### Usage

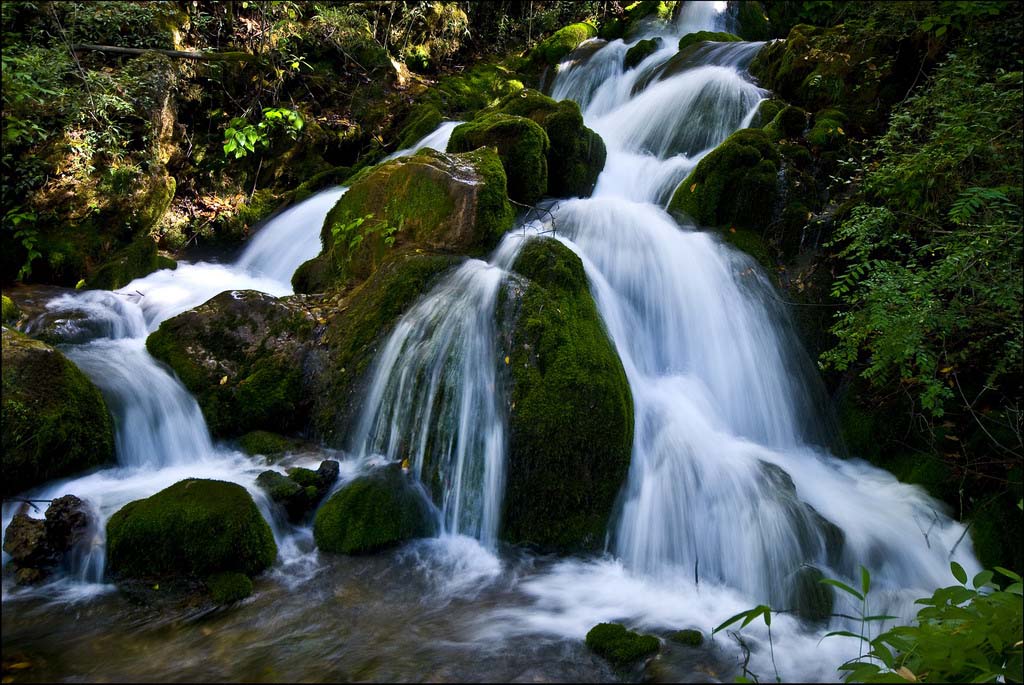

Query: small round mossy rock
668;128;780;231
2;327;114;497
105;479;277;580
206;572;254;604
313;465;433;554
586;623;660;666
489;90;606;198
791;566;834;622
624;38;662;70
448;114;550;205
530;22;597;68
499;238;634;552
669;629;704;647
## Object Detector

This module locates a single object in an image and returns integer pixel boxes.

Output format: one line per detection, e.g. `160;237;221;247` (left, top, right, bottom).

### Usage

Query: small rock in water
585;622;660;666
668;629;704;647
2;495;95;584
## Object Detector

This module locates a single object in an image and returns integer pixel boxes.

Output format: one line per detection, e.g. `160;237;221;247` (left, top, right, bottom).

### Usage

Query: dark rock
586;622;660;665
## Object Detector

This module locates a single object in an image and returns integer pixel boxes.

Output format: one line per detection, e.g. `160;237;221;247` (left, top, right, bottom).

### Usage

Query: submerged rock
2;495;95;585
257;459;339;522
498;238;633;553
294;147;513;293
624;37;662;70
105;479;277;582
792;565;835;622
313;464;433;554
668;629;704;647
1;327;115;497
586;623;660;666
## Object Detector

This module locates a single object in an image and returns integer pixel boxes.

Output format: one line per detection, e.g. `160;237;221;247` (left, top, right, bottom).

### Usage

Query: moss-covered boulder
624;37;662;70
106;479;277;581
295;148;513;292
631;31;743;94
792;565;834;622
313;464;433;554
448;114;549;205
763;105;808;141
489;89;607;199
668;128;780;231
804;108;848;150
498;238;633;552
586;623;660;666
668;629;704;647
530;22;597;68
677;30;742;53
87;234;176;291
206;571;254;604
257;460;339;522
146;290;316;438
1;327;114;496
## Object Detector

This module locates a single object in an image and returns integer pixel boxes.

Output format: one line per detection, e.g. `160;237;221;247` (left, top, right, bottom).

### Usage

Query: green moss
417;61;526;118
792;566;834;622
234;357;303;432
734;1;771;41
304;148;513;291
804;108;848;149
206;572;254;604
531;22;598;67
291;166;352;204
2;295;20;324
402;43;431;72
668;629;704;647
313;465;432;554
599;18;625;41
717;227;773;270
238;430;295;459
396;104;444;150
668;128;780;231
624;38;662;70
106;479;277;580
585;623;660;665
754;98;785;127
500;239;634;552
763;105;808;141
677;30;741;52
2;328;114;497
219;189;282;242
313;252;461;442
87;234;164;291
449;113;549;205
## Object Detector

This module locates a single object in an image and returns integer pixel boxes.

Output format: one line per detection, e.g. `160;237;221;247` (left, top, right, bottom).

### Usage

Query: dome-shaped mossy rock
313;464;434;554
668;128;780;232
791;565;835;622
624;38;662;70
295;148;513;293
586;623;660;666
677;30;742;53
498;238;633;553
1;327;114;497
763;105;808;141
489;90;607;198
146;290;316;439
530;22;597;68
105;479;277;581
448;114;549;206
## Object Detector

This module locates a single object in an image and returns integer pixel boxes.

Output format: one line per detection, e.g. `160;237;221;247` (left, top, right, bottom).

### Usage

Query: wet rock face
2;495;95;585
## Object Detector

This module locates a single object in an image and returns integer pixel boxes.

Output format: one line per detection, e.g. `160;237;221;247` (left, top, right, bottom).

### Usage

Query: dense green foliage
500;238;634;552
1;327;114;496
313;466;433;554
106;478;277;579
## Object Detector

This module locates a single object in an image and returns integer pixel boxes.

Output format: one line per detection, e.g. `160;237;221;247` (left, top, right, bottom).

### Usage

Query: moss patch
499;238;633;552
669;629;704;647
396;104;444;150
87;234;172;291
238;430;297;459
206;571;254;604
2;327;114;496
313;465;432;554
530;22;597;68
668;128;780;231
2;295;20;324
106;478;277;580
624;38;662;70
449;114;549;205
585;623;660;665
677;30;742;52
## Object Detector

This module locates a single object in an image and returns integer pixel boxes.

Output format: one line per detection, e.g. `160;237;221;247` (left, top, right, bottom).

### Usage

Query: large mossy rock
677;30;742;53
749;22;930;133
1;327;114;497
106;479;277;580
86;234;176;291
668;128;780;231
294;148;512;292
624;37;662;70
146;290;316;438
448;114;550;205
530;22;598;68
488;89;607;199
313;464;433;554
498;238;633;552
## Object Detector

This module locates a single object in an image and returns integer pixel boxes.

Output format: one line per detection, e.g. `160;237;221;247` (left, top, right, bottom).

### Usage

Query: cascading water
1;125;459;593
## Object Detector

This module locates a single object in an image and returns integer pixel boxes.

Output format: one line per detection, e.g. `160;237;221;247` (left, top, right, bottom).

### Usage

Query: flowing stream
2;3;980;682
